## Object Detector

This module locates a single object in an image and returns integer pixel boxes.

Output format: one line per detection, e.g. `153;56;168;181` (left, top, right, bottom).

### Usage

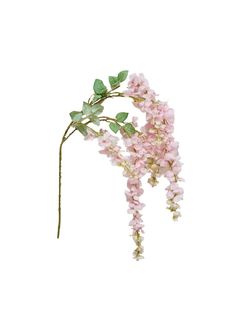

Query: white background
0;0;236;329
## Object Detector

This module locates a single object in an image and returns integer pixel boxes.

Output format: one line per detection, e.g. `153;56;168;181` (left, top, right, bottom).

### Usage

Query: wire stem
57;122;73;239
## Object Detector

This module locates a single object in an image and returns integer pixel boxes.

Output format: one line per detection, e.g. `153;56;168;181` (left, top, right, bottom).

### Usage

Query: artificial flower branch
57;70;183;260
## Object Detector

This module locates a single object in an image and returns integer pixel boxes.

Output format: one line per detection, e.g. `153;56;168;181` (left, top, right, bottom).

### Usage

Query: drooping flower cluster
125;178;145;259
125;73;184;221
96;129;147;259
89;74;183;259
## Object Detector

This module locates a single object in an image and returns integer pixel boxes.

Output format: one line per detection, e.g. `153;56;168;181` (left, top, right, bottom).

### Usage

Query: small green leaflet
109;76;120;89
124;123;135;136
91;104;104;115
118;70;128;82
93;94;102;102
89;115;100;126
93;79;107;95
109;122;119;134
116;112;128;122
70;111;83;121
108;70;129;89
76;123;88;136
82;102;92;115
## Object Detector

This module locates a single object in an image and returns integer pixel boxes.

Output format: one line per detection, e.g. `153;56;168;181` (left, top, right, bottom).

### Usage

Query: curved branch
57;121;73;239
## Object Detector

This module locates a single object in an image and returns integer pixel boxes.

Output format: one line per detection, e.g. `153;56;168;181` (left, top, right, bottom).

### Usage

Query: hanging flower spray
57;70;183;260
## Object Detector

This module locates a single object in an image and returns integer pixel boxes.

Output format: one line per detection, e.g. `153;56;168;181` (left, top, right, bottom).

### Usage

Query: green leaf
124;123;135;136
89;115;100;126
93;94;102;102
93;79;107;95
118;70;128;82
70;111;83;121
91;104;104;115
115;112;128;122
109;76;120;89
109;122;119;134
76;123;88;136
82;102;92;115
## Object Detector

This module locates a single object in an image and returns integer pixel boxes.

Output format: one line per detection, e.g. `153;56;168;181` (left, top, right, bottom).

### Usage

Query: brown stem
65;128;76;141
92;92;125;105
57;122;73;239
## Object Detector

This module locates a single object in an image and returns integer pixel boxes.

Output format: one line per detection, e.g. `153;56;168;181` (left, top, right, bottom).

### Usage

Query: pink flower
126;178;144;234
132;116;138;127
97;130;125;166
84;130;97;141
98;131;119;147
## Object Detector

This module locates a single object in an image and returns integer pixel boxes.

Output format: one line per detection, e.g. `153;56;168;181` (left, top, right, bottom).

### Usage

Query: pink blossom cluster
126;73;184;221
121;133;148;259
97;130;125;166
95;129;147;259
125;178;145;259
85;74;183;260
124;74;183;259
